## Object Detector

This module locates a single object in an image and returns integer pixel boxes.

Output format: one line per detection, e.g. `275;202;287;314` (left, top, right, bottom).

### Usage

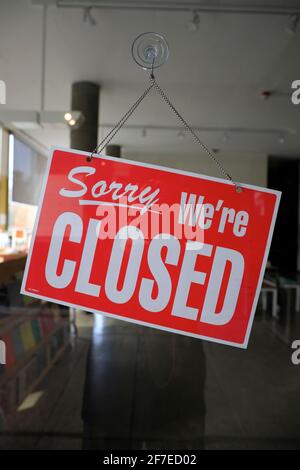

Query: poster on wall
21;147;281;349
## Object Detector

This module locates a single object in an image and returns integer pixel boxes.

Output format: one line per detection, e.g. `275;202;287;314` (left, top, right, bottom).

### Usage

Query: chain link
88;81;154;161
149;75;236;185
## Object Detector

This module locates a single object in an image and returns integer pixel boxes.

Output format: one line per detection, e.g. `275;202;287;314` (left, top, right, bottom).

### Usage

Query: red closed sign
21;148;280;348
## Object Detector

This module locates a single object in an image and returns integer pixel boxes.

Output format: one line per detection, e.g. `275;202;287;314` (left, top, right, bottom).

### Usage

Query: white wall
123;151;268;188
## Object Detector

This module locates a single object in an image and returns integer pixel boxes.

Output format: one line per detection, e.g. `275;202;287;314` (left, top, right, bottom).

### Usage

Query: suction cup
131;32;169;70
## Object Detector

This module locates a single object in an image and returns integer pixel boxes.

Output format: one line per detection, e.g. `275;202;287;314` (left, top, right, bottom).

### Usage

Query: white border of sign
21;147;281;349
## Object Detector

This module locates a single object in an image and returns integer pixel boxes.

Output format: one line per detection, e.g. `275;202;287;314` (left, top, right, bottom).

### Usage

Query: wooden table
0;252;27;285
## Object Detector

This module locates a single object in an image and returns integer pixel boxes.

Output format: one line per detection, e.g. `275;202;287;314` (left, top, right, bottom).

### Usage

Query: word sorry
59;166;160;212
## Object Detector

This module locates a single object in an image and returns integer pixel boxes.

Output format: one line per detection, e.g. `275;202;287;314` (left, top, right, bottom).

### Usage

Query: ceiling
1;0;300;165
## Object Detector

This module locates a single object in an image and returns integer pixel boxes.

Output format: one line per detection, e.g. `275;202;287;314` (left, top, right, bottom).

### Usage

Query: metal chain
89;72;240;190
88;81;154;161
149;75;237;186
98;83;153;151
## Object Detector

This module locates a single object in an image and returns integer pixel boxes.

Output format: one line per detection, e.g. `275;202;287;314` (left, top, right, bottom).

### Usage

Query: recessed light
64;112;72;122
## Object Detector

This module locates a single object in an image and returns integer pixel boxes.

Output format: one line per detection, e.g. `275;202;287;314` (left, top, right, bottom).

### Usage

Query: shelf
0;302;46;334
0;320;69;388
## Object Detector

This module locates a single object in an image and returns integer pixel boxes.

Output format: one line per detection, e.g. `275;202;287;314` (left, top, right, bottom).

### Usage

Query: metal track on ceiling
32;1;300;16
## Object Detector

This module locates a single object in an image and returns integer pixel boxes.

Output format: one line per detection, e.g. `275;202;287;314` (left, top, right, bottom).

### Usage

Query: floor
1;310;300;450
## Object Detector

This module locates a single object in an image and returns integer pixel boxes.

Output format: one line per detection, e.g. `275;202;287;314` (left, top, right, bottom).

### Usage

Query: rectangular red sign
21;148;280;348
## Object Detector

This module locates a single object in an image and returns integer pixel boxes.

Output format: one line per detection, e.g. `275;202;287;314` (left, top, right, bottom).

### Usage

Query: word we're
179;192;249;238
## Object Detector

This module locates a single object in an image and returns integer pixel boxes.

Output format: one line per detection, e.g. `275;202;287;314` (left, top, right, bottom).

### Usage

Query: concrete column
71;81;100;152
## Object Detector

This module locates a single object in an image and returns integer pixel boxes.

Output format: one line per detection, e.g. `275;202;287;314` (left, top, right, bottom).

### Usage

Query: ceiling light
285;14;299;35
187;11;200;32
278;135;285;144
64;111;85;129
64;112;72;122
